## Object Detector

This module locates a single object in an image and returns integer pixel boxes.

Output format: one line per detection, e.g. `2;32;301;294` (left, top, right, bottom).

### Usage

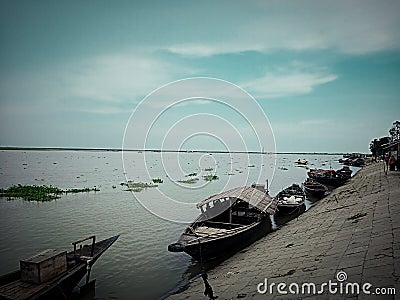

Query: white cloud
64;54;192;104
241;70;337;99
0;52;199;115
163;0;400;57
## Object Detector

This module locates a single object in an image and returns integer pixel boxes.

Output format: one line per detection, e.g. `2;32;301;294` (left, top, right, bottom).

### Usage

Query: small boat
303;179;328;198
275;184;306;215
274;203;306;226
294;159;308;165
307;169;346;187
336;166;353;179
0;235;119;300
168;185;277;261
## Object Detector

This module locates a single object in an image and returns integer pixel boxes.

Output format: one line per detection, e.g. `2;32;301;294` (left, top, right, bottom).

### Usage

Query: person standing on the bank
389;154;396;171
384;153;389;174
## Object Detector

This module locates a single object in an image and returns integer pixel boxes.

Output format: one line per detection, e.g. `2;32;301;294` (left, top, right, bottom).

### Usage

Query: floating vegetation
121;180;158;192
185;172;197;177
204;168;213;171
203;174;219;181
0;184;99;202
178;178;199;184
152;178;163;184
66;187;99;193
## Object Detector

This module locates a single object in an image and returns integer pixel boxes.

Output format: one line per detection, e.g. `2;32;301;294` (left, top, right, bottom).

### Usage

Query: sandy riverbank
167;162;400;299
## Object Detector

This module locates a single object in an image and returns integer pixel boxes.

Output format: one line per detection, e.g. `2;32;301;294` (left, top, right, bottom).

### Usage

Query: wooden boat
168;185;277;261
0;235;119;300
294;159;308;165
307;168;346;187
302;179;328;198
274;203;306;226
336;166;353;179
276;184;306;215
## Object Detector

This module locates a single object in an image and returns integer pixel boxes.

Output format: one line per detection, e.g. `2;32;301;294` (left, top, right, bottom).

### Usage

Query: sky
0;0;399;153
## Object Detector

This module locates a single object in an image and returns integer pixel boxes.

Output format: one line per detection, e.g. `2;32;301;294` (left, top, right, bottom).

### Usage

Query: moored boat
302;179;328;198
336;166;353;179
0;235;119;300
168;185;277;261
307;168;346;187
276;184;306;215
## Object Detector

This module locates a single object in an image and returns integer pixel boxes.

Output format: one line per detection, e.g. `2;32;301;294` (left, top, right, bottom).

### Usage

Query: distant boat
275;184;306;215
294;159;308;165
0;235;119;300
303;179;328;198
168;185;277;261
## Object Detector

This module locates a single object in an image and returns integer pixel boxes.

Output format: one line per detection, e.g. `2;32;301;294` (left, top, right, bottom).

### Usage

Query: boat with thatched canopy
168;185;277;261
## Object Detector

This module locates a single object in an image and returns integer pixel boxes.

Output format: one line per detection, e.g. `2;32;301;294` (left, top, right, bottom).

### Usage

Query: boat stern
167;242;185;253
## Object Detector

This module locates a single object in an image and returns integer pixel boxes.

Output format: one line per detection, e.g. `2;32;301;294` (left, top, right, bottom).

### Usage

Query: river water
0;150;357;299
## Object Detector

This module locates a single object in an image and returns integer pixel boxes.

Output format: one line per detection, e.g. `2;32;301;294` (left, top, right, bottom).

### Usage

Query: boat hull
0;235;119;300
303;182;328;198
276;203;305;215
177;218;272;261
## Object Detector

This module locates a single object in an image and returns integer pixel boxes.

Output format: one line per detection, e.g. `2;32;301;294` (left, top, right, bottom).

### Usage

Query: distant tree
369;136;390;156
389;120;400;142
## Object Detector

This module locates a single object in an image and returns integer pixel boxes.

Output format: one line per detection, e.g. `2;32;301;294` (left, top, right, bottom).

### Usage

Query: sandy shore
167;162;399;299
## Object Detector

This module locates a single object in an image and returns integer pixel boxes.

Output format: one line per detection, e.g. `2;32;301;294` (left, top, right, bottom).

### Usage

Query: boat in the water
0;235;119;300
168;185;277;261
294;159;308;165
307;168;346;187
275;184;306;215
302;179;328;198
336;166;353;180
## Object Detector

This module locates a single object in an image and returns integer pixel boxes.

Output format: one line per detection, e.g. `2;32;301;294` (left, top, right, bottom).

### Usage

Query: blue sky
0;0;399;153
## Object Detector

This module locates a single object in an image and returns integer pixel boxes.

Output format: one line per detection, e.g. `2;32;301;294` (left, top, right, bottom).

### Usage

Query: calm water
0;150;357;299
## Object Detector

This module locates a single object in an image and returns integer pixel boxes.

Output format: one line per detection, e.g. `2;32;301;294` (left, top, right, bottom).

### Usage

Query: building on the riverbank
382;140;399;164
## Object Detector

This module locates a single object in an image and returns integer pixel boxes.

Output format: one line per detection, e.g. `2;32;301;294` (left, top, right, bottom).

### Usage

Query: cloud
0;52;198;115
241;69;337;99
163;0;400;57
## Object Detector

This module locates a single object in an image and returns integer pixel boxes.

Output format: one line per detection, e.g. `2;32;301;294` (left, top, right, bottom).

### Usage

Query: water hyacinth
0;184;99;202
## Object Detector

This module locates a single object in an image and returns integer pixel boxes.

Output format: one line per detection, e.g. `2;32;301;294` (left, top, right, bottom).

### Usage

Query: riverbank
167;162;399;299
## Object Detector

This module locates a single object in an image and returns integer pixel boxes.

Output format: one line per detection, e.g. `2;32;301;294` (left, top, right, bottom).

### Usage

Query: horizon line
0;146;365;155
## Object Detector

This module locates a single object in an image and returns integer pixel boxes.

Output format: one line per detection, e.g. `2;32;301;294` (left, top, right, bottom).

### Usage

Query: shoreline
0;146;353;156
167;162;399;299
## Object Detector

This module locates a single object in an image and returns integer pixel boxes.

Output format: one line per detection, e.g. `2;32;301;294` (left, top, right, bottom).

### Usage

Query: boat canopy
196;186;277;215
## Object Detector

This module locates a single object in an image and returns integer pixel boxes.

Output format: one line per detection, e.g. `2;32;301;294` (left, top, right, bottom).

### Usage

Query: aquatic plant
203;174;219;181
120;180;158;192
185;172;197;177
177;178;199;184
0;184;99;202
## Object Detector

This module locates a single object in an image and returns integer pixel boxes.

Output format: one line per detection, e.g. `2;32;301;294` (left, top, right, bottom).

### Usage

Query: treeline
369;121;400;156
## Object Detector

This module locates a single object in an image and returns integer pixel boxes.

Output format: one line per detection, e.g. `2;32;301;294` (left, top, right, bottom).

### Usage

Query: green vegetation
177;177;199;184
185;172;197;177
0;184;99;202
121;180;158;192
204;168;213;171
152;178;163;183
203;174;219;181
